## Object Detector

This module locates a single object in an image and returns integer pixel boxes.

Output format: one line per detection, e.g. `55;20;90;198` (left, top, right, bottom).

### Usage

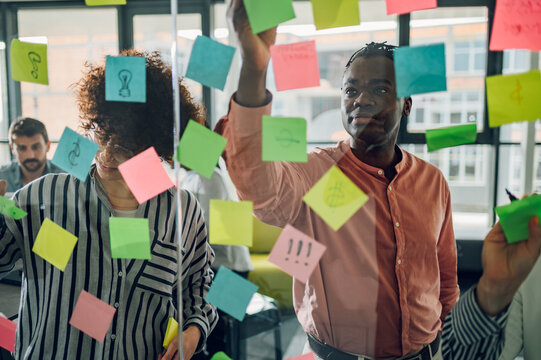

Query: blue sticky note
394;43;447;97
52;127;99;181
185;36;236;91
105;56;146;103
205;266;258;321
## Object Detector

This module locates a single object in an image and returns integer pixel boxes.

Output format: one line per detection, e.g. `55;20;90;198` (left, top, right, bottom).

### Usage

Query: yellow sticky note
10;39;48;85
32;218;78;271
487;70;541;128
85;0;126;5
310;0;360;30
210;200;253;247
162;317;178;348
303;166;368;231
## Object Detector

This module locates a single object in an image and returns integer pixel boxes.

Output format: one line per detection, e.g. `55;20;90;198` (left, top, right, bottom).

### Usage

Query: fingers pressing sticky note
243;0;296;34
118;147;174;204
487;70;541;128
209;200;253;247
69;290;116;343
303;166;368;231
385;0;437;15
205;266;258;321
495;195;541;243
425;123;477;152
32;218;78;271
185;36;236;91
0;196;27;220
52;127;99;181
109;217;151;259
268;224;326;283
262;115;307;162
270;40;320;91
10;39;48;85
490;0;541;51
177;120;227;179
210;351;233;360
85;0;126;5
162;317;179;349
0;316;17;353
310;0;360;30
394;43;447;98
105;55;146;103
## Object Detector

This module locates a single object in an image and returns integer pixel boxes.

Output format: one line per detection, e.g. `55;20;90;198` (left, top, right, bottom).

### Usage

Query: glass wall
0;41;10;163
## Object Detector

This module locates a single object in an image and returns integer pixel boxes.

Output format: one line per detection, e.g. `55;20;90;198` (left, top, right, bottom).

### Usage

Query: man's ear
402;97;412;117
45;141;51;152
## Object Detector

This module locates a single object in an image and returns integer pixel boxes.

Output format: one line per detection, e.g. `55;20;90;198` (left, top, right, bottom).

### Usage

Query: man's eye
374;87;389;95
344;88;357;96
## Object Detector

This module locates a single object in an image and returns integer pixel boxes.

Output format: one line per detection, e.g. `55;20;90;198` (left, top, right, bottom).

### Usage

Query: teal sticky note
205;266;258;321
244;0;296;34
394;43;447;97
52;127;99;181
109;217;151;259
425;123;477;152
105;56;146;103
185;36;235;91
262;115;307;162
495;195;541;243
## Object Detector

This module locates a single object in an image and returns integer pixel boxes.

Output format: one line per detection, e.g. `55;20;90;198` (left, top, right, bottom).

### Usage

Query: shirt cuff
232;90;273;108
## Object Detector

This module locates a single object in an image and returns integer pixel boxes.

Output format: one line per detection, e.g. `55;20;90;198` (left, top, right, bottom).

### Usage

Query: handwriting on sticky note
162;317;179;348
105;56;146;103
0;316;17;353
205;266;258;321
385;0;437;15
490;0;541;51
310;0;360;30
209;200;253;246
262;115;307;162
243;0;296;34
85;0;126;5
268;224;326;283
32;218;78;271
425;123;477;152
270;40;320;91
10;39;49;85
109;217;151;260
69;290;116;343
52;127;99;181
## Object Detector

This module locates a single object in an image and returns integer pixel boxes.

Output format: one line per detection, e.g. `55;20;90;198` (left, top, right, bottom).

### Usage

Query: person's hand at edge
158;325;201;360
0;180;7;197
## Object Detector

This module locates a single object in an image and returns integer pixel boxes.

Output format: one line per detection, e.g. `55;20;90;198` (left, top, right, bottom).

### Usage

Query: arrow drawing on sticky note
275;129;299;148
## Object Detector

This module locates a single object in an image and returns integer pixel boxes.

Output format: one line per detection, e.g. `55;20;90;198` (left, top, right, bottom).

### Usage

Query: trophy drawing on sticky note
118;69;132;97
28;51;41;80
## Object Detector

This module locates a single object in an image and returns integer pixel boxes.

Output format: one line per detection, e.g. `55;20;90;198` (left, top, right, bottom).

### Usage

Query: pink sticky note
118;147;174;204
489;0;541;51
268;224;326;283
385;0;437;15
287;353;316;360
69;290;116;343
0;316;17;352
270;40;320;91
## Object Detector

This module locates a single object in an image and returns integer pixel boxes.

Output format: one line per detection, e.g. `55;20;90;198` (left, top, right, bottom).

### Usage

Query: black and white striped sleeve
0;196;23;277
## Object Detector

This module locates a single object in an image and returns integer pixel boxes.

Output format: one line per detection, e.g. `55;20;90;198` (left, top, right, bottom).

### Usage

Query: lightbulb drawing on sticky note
118;69;132;97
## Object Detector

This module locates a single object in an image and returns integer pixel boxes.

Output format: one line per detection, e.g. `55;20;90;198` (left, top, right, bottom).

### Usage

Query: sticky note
85;0;126;5
105;56;146;103
185;36;235;91
243;0;296;34
425;123;477;152
385;0;437;15
177;120;227;179
0;196;27;220
52;127;99;181
270;40;320;91
495;195;541;243
211;352;233;360
303;166;368;231
209;200;253;246
310;0;360;30
205;266;258;321
69;290;116;342
0;316;17;353
10;39;48;85
262;115;307;162
394;43;447;98
490;0;541;51
287;354;316;360
487;70;541;128
268;224;326;283
162;317;179;348
32;218;78;271
109;217;151;260
118;147;174;204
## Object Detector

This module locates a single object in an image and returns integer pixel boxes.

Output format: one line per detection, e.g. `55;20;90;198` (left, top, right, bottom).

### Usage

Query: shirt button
118;271;123;277
111;334;116;340
114;302;119;308
397;259;402;265
388;185;392;191
395;221;400;227
377;170;383;175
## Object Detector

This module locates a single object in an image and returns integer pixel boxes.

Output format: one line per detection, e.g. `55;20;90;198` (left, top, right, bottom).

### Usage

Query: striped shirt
0;166;217;359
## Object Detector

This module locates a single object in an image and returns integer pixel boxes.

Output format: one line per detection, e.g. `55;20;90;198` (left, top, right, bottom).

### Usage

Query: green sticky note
425;123;477;152
495;195;541;243
32;218;78;271
210;352;233;360
85;0;126;5
10;39;48;85
162;317;178;348
310;0;360;30
109;217;151;259
303;166;368;231
262;115;307;162
487;70;541;128
177;120;227;179
209;200;253;246
243;0;296;34
0;196;27;220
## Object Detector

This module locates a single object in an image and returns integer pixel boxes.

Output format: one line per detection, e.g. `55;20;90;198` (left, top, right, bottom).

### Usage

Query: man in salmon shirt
217;1;541;359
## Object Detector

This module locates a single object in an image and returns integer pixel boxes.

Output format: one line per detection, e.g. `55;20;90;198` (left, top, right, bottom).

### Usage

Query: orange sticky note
490;0;541;51
385;0;437;15
270;40;320;91
69;290;116;343
118;147;174;204
32;218;78;271
0;316;17;352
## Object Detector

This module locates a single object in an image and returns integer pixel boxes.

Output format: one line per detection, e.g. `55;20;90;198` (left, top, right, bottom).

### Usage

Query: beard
21;158;44;173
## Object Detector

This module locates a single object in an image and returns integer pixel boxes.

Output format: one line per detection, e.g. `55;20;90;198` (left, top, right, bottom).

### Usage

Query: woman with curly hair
0;49;217;360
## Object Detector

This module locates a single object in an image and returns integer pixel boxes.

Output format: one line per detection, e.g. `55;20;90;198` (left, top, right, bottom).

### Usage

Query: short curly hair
75;49;206;162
